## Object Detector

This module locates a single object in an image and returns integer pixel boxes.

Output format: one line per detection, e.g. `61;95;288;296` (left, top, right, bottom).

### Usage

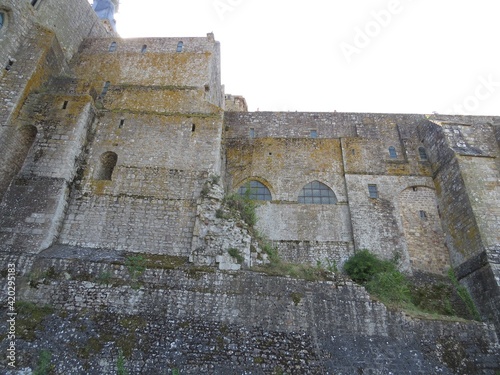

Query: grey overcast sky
109;0;500;115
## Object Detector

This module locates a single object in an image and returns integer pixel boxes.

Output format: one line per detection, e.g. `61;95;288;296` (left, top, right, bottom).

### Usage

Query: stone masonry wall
0;253;498;374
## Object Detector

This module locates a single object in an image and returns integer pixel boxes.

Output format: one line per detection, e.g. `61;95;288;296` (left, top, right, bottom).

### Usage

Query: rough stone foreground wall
0;253;499;374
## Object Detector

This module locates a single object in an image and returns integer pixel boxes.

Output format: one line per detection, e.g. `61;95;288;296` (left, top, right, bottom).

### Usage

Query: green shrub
343;249;396;283
223;193;257;227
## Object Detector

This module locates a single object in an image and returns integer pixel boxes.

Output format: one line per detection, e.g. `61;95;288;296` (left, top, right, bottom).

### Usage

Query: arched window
95;151;117;180
388;146;397;158
108;41;117;52
418;147;428;160
298;181;337;204
177;41;183;52
238;180;271;201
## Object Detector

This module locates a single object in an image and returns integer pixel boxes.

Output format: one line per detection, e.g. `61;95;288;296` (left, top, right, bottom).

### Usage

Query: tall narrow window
298;181;337;204
0;13;5;30
108;42;117;52
62;101;68;109
388;146;397;158
419;210;427;220
141;44;147;53
249;128;255;138
101;81;110;96
177;41;183;52
368;184;378;198
95;152;118;180
191;124;196;132
418;147;428;160
119;119;125;128
238;180;272;201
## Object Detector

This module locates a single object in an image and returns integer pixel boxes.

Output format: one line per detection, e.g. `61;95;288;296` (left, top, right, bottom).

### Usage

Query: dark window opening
141;45;147;53
388;146;397;158
191;124;196;132
419;210;427;220
368;184;378;198
238;180;272;201
418;147;428;160
101;81;110;96
412;186;418;191
5;59;13;71
108;42;117;52
310;130;318;138
351;149;355;155
298;181;337;204
119;119;125;128
62;101;68;109
31;0;39;6
95;151;118;181
177;41;183;52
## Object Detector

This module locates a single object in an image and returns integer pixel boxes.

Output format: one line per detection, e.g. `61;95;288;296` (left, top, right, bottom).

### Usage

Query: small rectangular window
310;130;317;138
249;128;255;138
419;210;427;220
368;184;378;198
62;101;68;109
119;119;125;128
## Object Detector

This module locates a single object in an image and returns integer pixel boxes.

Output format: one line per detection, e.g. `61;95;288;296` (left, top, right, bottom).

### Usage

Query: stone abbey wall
0;0;499;372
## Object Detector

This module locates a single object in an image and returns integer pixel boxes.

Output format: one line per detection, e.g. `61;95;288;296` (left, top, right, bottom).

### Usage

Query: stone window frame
368;184;378;198
298;180;337;204
418;146;428;161
0;8;10;33
95;151;118;181
237;180;272;201
388;146;397;158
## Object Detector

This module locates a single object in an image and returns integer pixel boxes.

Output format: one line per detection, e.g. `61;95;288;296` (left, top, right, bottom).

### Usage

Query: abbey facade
1;0;499;333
